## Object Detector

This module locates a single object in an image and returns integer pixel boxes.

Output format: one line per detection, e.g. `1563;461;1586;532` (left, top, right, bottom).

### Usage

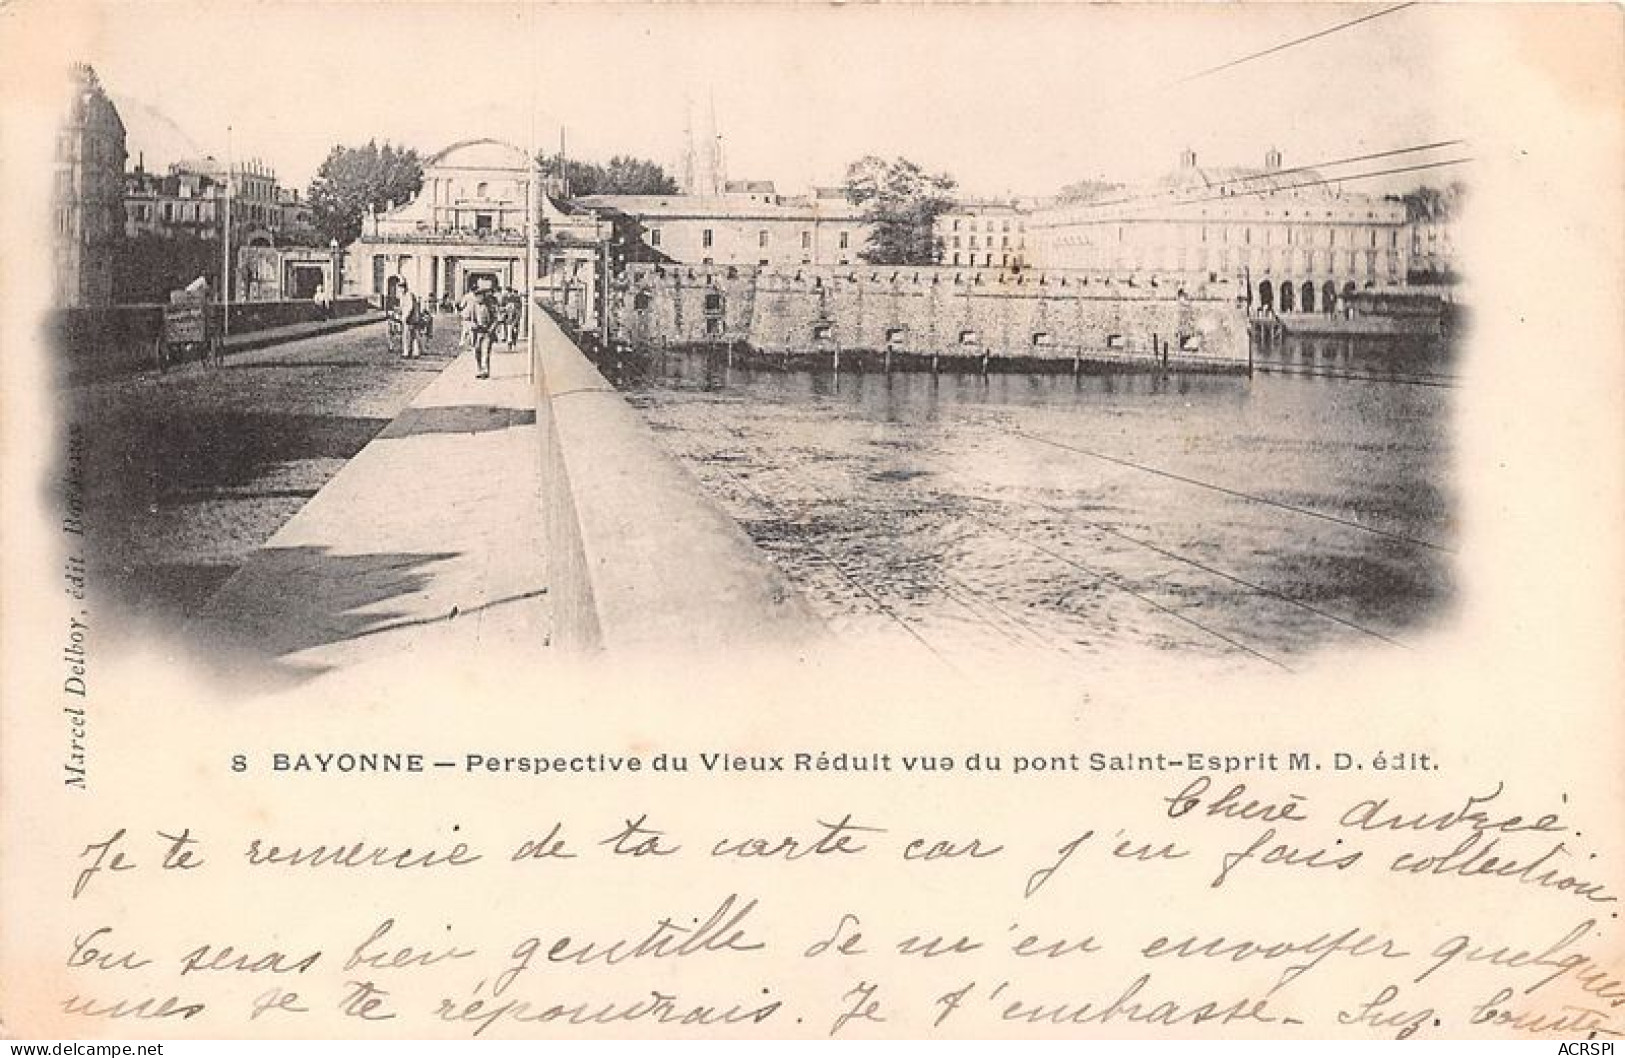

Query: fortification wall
611;264;1249;363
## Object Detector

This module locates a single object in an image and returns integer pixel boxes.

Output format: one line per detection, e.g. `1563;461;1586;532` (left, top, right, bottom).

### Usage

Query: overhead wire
1168;3;1418;89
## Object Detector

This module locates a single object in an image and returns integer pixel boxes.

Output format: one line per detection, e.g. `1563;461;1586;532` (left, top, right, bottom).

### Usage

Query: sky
57;2;1479;199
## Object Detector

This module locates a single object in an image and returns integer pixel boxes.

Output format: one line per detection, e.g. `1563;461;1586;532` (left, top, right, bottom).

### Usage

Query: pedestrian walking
396;279;423;359
471;283;497;378
502;286;522;350
457;284;479;350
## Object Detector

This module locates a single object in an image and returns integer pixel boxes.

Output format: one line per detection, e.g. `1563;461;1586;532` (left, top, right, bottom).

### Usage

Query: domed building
344;138;609;321
1027;149;1409;314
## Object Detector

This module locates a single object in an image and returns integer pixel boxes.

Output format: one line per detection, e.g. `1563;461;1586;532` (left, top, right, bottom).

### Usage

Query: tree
1056;179;1120;204
536;153;678;197
1393;181;1467;224
307;141;423;246
112;233;219;304
841;155;957;265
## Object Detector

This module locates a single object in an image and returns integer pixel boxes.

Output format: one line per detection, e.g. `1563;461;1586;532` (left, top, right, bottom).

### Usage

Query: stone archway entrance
1280;282;1295;312
1300;281;1315;313
1258;279;1274;312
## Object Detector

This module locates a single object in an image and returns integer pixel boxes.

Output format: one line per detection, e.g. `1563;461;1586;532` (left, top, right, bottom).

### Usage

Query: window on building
1106;334;1125;349
953;219;961;231
984;254;993;267
702;229;714;248
1032;332;1052;347
476;182;489;198
959;329;979;345
475;213;493;233
952;253;961;265
813;323;834;341
970;236;978;249
704;292;724;313
839;231;850;249
650;228;662;247
801;231;811;249
886;327;908;347
1001;236;1009;248
759;230;769;248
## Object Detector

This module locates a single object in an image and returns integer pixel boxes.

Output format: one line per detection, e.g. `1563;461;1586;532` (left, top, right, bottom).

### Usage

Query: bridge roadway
188;330;552;688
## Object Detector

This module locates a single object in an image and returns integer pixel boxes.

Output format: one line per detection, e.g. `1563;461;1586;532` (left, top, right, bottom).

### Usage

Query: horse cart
154;293;223;371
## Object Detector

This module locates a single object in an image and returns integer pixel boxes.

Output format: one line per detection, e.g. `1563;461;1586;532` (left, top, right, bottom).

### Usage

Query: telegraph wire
734;457;1098;657
1123;157;1474;215
1169;3;1418;89
959;509;1295;671
727;453;1074;655
1066;139;1468;213
650;393;1308;669
678;445;963;670
1037;154;1472;222
995;426;1454;553
950;491;1410;649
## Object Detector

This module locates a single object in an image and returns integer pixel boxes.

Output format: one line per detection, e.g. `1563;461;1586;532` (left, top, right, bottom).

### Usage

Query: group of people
390;279;524;378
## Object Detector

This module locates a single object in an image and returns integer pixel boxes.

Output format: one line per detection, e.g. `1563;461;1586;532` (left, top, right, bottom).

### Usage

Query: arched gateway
343;138;611;326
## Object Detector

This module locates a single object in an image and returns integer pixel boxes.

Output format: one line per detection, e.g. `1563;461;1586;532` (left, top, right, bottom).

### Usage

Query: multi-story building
345;138;607;321
578;186;871;269
124;158;318;246
1027;150;1409;313
934;200;1030;270
123;165;221;239
1407;216;1458;282
53;63;127;307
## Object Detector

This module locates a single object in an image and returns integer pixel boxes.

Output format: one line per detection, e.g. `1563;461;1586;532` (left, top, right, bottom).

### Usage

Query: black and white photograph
47;4;1464;686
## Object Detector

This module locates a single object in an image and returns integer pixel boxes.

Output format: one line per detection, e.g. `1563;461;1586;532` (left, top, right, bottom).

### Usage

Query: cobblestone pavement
69;312;467;645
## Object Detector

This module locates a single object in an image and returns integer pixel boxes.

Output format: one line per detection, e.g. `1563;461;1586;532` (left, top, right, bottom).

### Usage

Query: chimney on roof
1179;148;1197;170
1265;147;1282;171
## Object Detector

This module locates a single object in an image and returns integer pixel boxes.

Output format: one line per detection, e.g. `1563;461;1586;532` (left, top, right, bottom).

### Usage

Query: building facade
934;200;1031;270
578;187;871;269
345;138;608;322
124;159;318;246
1027;150;1410;313
53;64;127;307
124;166;220;240
1407;216;1458;282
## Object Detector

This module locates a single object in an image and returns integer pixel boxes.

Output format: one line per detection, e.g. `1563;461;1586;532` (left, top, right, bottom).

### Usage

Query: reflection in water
615;336;1457;676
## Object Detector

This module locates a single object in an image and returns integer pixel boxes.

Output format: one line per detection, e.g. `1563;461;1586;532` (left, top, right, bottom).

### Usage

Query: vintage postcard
1;0;1621;1042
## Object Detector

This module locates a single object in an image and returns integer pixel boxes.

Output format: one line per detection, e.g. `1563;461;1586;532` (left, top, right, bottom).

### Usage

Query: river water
612;335;1456;677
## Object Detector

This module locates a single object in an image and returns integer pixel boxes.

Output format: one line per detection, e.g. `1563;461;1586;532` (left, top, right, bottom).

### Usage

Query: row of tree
303;141;962;267
305;143;682;246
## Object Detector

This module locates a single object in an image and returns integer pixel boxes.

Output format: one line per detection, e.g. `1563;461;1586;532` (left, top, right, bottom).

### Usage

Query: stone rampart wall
612;264;1248;362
